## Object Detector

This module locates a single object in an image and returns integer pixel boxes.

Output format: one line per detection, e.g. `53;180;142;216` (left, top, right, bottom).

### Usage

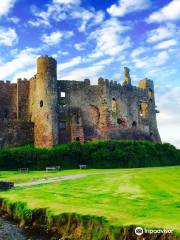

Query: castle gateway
0;56;161;148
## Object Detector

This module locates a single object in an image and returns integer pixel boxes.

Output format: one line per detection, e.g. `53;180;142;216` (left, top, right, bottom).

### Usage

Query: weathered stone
0;56;161;148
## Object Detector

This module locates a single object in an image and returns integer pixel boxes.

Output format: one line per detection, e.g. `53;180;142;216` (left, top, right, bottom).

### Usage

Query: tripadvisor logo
135;227;143;236
135;227;173;236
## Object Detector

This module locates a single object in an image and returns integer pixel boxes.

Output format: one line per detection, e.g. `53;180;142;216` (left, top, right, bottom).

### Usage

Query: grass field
0;166;180;234
0;169;119;183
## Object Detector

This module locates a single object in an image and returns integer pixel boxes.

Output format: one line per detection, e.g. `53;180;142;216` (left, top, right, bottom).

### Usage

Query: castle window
112;98;117;113
132;121;137;127
61;92;66;98
117;117;127;128
117;118;123;125
140;102;149;118
4;109;9;119
148;88;153;98
40;100;43;107
74;113;80;124
59;122;66;129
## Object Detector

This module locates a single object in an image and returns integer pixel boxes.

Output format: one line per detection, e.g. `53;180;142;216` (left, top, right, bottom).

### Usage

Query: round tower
34;56;59;148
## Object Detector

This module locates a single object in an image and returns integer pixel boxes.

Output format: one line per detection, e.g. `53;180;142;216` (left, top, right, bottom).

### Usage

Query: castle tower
34;56;59;148
123;67;131;86
139;78;161;142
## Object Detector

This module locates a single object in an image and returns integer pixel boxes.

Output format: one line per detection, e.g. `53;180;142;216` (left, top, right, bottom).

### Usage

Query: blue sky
0;0;180;148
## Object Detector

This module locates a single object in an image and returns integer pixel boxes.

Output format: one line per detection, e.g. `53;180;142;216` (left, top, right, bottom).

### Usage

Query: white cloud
8;16;20;23
0;48;39;80
147;24;177;43
157;87;180;148
59;57;114;83
107;0;151;17
71;9;104;32
41;31;63;45
60;65;104;83
0;27;18;46
41;30;73;45
53;0;80;5
12;68;36;82
74;42;86;51
147;0;180;23
133;51;169;68
0;0;16;17
57;56;82;72
131;47;145;58
89;18;131;58
29;1;104;32
154;39;177;50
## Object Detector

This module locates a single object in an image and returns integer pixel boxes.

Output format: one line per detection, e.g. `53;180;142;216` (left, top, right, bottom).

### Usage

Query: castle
0;56;161;148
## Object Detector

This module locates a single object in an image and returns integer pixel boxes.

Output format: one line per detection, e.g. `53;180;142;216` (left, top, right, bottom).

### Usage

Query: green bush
0;141;179;170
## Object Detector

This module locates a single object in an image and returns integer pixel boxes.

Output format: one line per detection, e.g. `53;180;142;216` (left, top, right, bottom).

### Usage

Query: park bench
0;181;14;190
18;168;29;173
79;164;87;169
46;166;61;172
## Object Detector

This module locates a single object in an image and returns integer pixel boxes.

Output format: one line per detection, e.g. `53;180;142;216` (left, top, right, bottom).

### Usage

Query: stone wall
17;79;30;121
0;56;161;148
0;120;34;148
0;81;17;120
57;75;161;143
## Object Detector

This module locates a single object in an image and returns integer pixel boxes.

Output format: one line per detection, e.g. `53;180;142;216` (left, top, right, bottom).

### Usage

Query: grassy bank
0;166;180;238
0;140;180;170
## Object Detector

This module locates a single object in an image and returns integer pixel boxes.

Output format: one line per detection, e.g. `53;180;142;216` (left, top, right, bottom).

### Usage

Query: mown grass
0;169;118;183
0;166;180;234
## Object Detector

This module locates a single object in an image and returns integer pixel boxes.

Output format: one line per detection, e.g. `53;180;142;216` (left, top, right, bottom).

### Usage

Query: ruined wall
0;56;161;148
0;120;34;148
17;79;30;121
0;81;17;120
57;69;161;143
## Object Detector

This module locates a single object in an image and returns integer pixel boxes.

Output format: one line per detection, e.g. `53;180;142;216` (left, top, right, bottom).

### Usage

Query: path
14;172;119;188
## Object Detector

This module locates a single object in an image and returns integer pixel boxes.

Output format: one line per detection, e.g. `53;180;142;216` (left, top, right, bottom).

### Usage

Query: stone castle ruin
0;56;161;148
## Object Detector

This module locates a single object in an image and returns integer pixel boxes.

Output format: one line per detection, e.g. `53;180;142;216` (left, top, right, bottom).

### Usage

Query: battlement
0;56;161;148
0;80;16;85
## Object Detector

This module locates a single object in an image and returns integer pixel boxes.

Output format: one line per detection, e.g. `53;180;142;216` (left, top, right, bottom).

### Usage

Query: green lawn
0;166;180;233
0;169;119;183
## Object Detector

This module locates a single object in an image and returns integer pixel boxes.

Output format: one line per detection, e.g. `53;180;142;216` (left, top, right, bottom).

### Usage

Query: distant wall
0;120;34;148
0;81;17;120
17;79;30;121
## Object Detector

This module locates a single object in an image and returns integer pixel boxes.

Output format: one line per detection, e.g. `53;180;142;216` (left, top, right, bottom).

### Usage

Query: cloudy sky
0;0;180;148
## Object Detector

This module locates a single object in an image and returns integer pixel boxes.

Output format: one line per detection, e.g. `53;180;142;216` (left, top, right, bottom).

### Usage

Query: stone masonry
0;56;161;148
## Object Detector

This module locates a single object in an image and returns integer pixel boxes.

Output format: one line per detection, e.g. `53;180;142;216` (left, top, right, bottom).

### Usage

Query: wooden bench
0;181;14;190
18;168;29;173
46;166;61;172
79;164;87;169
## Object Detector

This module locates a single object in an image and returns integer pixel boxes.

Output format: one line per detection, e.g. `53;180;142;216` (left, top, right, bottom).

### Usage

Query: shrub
0;141;179;170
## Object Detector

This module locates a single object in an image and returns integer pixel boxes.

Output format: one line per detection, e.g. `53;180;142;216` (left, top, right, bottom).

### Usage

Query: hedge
0;140;179;170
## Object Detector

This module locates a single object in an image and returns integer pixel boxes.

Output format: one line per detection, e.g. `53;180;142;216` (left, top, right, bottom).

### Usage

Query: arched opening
40;100;43;108
4;109;9;119
140;102;148;118
112;98;117;113
148;88;153;98
76;137;80;141
132;121;137;127
74;113;80;124
117;117;127;128
117;118;123;125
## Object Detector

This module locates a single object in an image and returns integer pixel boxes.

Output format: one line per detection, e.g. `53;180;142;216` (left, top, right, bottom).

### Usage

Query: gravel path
14;171;119;188
15;173;87;187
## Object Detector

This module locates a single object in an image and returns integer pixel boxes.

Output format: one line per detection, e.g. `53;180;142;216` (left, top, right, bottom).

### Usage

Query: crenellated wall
0;57;161;148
